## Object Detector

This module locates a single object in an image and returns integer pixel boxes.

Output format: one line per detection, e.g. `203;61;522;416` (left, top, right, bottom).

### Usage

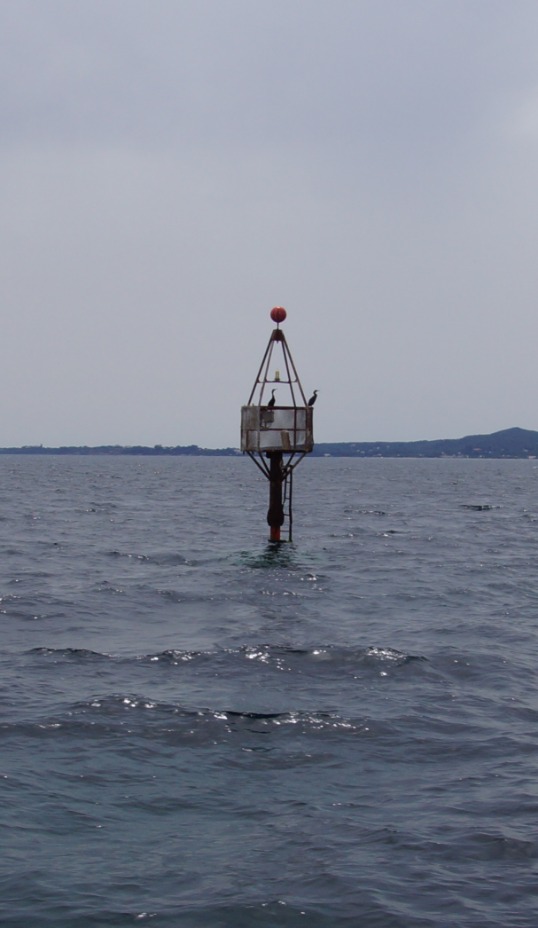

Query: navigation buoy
270;306;287;325
240;307;315;542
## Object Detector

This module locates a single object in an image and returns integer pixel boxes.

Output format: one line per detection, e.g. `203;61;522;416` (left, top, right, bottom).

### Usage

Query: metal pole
267;452;285;542
288;468;293;542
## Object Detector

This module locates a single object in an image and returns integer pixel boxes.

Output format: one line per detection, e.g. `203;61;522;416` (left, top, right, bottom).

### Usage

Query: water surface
2;456;538;926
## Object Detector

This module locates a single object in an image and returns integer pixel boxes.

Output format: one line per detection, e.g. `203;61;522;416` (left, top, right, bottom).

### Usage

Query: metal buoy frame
240;307;315;542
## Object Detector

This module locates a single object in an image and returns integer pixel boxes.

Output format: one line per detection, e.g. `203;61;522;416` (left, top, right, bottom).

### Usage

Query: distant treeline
2;428;538;458
0;444;239;457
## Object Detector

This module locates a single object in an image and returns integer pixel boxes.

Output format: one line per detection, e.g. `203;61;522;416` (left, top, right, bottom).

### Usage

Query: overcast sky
2;0;538;447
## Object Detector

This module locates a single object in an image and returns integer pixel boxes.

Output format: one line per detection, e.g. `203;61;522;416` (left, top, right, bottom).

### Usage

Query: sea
2;454;538;928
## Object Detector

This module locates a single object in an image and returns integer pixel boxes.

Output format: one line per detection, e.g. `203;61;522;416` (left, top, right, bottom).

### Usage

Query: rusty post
267;452;285;542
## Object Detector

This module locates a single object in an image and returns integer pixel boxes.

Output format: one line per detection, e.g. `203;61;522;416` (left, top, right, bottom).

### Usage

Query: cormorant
307;390;318;406
267;389;276;408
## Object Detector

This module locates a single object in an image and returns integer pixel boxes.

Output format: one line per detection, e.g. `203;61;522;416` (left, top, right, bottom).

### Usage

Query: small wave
23;644;425;678
460;831;538;861
155;588;183;603
344;508;388;516
126;643;425;672
1;694;364;741
141;648;211;665
461;503;498;511
239;644;424;673
210;707;361;734
137;643;424;675
106;550;188;566
364;646;422;663
141;900;368;926
0;592;72;621
29;646;111;662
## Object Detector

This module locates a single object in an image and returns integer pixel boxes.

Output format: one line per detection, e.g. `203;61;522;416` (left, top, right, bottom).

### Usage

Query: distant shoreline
2;428;538;459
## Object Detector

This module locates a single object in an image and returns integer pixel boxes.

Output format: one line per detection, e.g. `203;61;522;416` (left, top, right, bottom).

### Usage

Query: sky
2;0;538;447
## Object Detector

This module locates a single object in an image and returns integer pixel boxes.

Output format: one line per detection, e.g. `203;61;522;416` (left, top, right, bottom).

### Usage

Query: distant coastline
2;428;538;459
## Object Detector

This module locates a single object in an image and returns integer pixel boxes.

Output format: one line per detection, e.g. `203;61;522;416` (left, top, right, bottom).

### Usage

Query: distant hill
312;427;538;458
1;428;537;458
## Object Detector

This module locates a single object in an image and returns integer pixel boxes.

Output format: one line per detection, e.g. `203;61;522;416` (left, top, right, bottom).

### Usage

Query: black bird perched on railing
267;389;276;408
307;390;318;406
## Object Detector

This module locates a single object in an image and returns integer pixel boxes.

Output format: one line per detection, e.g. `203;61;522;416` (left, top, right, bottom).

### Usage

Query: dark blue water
2;456;538;927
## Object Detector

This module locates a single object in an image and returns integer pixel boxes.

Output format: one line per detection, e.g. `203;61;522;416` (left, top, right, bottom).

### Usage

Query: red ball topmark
270;306;287;324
